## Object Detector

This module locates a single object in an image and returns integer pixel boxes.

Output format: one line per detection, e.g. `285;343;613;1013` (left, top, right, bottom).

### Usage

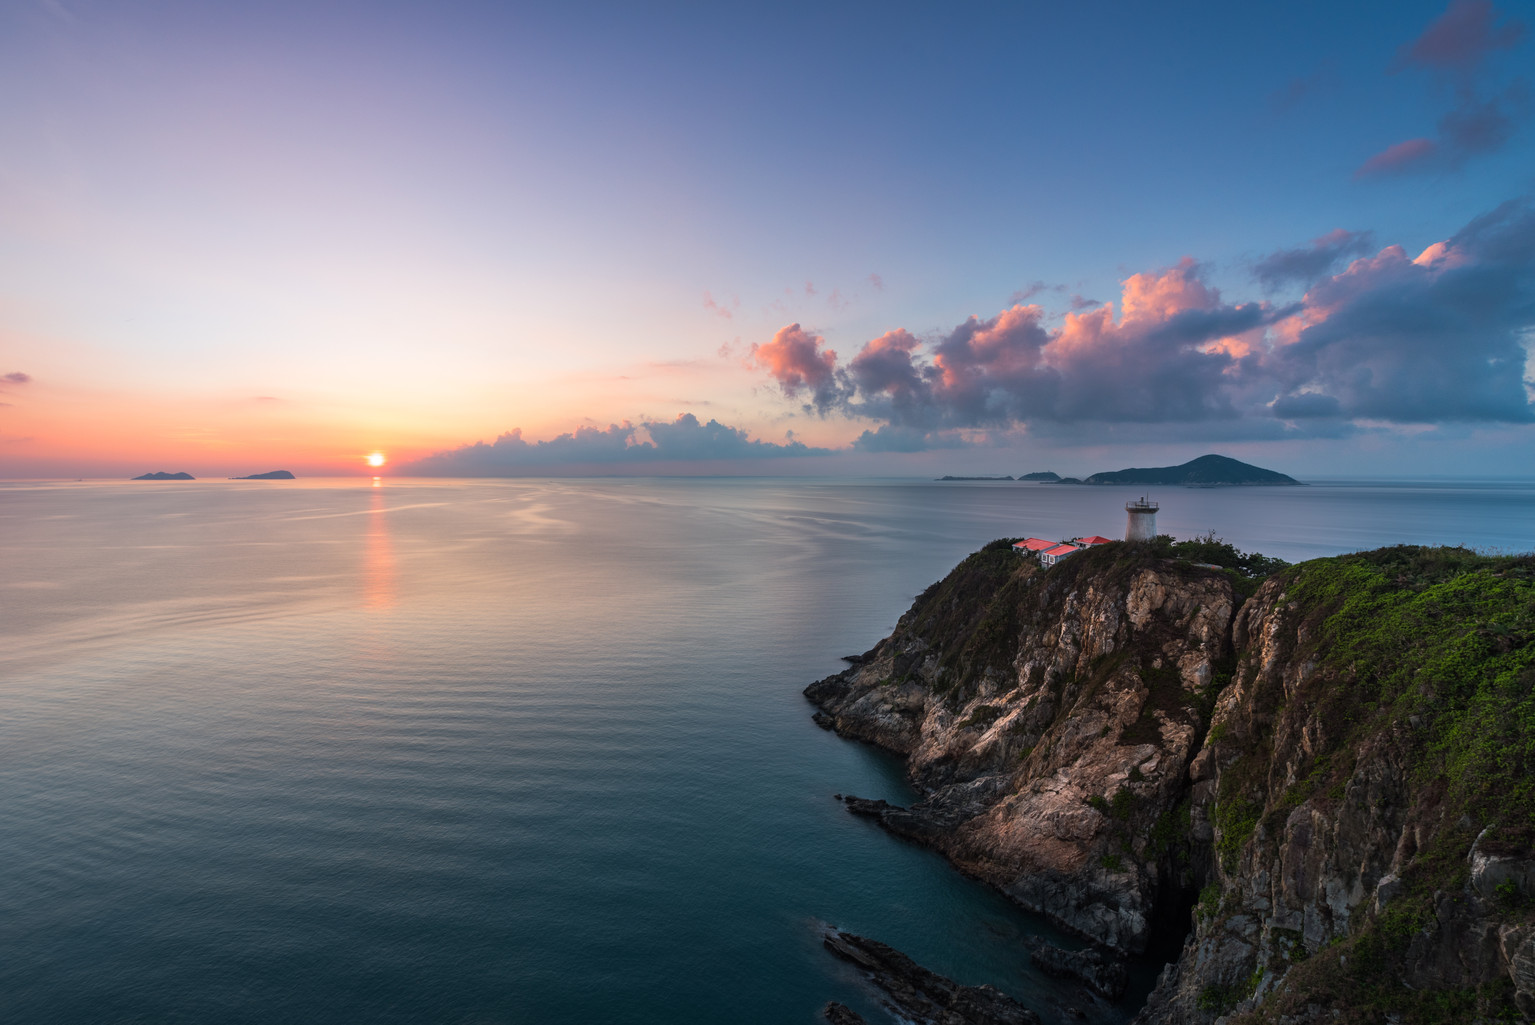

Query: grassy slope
1221;547;1535;1023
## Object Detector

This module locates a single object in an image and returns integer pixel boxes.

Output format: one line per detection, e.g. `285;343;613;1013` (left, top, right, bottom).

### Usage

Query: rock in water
822;930;1041;1025
1023;937;1128;1000
821;1001;869;1025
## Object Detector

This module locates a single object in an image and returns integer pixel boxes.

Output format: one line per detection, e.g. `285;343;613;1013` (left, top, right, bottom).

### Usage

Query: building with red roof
1041;543;1079;566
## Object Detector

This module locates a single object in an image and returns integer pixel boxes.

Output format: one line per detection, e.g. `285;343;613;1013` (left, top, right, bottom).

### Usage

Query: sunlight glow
366;452;387;468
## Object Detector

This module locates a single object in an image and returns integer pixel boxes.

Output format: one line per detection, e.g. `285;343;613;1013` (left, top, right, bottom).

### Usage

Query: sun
366;452;386;468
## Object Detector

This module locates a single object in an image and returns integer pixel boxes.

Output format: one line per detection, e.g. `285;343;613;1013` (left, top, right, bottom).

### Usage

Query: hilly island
807;538;1534;1024
1081;455;1300;487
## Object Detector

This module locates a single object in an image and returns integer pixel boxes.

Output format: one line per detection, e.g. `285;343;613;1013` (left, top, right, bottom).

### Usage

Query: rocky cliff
809;541;1535;1023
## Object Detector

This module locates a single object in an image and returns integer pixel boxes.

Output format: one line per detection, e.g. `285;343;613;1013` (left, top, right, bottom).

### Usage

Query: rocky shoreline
807;540;1535;1024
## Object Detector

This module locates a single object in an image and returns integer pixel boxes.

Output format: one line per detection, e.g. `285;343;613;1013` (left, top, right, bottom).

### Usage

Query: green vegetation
1216;546;1535;1024
1194;882;1223;924
1280;546;1535;850
1149;800;1191;862
1197;974;1258;1015
1144;531;1290;598
898;542;1036;701
1147;530;1290;579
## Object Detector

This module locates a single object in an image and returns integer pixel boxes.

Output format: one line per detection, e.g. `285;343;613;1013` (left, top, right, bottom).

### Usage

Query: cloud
702;291;737;320
401;413;831;475
753;199;1535;438
1397;0;1525;71
1271;64;1338;112
1360;1;1528;177
1267;199;1535;423
1438;84;1527;153
1009;280;1064;305
1;371;32;388
868;273;884;292
1253;228;1377;290
751;323;848;413
851;424;972;452
1357;137;1441;176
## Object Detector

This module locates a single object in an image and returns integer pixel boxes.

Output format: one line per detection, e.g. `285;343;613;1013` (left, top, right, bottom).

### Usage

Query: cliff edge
809;541;1535;1023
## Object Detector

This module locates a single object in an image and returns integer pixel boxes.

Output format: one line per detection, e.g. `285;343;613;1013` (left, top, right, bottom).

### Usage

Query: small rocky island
131;471;195;480
231;470;296;479
807;538;1534;1023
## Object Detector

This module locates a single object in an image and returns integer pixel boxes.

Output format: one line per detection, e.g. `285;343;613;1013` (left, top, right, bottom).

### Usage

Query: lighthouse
1125;497;1159;541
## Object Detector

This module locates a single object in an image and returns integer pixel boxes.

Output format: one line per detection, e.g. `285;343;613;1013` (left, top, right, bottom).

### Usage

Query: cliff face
809;543;1535;1023
810;542;1237;954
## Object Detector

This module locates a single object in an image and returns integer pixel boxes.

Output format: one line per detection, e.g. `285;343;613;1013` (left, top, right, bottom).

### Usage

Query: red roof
1013;537;1056;551
1075;536;1114;546
1043;544;1079;557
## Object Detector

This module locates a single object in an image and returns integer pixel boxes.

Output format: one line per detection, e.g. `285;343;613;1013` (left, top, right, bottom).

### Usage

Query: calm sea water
2;477;1532;1024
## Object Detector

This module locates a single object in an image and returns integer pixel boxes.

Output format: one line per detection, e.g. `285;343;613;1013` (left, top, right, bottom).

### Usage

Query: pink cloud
753;199;1535;442
1356;137;1439;177
702;291;737;320
751;323;843;411
1398;0;1525;72
1362;3;1528;178
1118;257;1218;322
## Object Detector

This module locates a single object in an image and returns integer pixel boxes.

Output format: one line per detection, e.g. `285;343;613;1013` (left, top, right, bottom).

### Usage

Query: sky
1;0;1533;478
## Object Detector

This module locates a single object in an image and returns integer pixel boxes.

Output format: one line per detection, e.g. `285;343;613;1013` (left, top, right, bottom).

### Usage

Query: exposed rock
808;543;1235;953
822;929;1041;1025
1023;937;1129;1000
822;1001;869;1025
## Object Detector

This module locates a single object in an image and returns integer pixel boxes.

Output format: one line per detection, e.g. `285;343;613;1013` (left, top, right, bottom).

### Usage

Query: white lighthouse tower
1125;497;1159;541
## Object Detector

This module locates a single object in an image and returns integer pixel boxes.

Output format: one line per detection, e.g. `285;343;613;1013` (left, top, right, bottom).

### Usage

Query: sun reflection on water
364;485;396;610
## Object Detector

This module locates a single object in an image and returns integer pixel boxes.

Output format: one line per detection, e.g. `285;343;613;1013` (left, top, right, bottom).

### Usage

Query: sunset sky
2;0;1533;478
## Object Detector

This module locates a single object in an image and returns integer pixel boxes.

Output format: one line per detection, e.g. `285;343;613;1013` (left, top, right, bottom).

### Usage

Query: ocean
2;477;1532;1024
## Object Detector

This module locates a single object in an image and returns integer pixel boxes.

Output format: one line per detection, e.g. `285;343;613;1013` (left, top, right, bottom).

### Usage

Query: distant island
951;456;1296;487
1082;453;1300;486
231;470;296;480
131;471;195;480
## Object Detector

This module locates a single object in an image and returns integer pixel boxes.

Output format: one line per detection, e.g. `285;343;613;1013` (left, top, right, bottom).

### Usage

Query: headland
807;538;1534;1023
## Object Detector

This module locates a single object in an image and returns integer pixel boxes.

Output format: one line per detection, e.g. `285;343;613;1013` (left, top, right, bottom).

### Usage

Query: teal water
2;477;1532;1023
